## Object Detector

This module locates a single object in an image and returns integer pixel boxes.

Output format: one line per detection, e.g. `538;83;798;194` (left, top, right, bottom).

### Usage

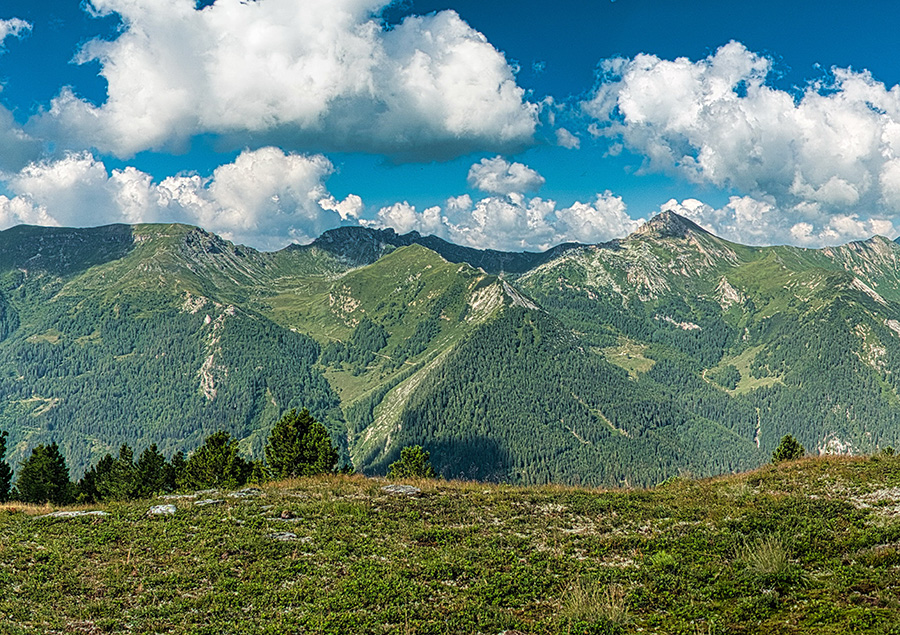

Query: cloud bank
371;190;641;251
585;41;900;244
32;0;537;161
0;148;357;249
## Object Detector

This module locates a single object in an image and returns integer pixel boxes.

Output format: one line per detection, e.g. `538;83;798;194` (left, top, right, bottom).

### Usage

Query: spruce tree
0;431;12;503
136;444;170;498
180;431;250;490
98;444;138;500
168;451;187;491
77;452;114;503
15;442;72;504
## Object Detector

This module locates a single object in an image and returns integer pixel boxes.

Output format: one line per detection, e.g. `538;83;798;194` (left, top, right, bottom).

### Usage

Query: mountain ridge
4;213;900;486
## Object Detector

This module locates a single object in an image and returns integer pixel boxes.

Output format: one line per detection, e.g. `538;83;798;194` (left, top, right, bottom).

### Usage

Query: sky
2;1;900;251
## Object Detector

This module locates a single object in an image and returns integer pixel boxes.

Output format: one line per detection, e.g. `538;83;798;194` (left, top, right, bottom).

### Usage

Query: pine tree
15;442;73;504
388;445;437;479
180;431;250;490
0;431;12;503
301;418;339;476
265;409;338;479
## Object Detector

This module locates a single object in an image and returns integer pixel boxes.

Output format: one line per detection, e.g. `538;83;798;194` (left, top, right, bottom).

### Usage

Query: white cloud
555;192;638;244
555;128;580;150
32;0;537;161
318;194;363;221
0;17;31;46
584;41;900;243
373;201;445;236
372;191;640;251
0;147;356;249
467;156;546;195
661;197;899;246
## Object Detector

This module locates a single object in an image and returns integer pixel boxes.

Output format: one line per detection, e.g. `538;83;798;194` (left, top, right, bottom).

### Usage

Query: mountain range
3;211;900;486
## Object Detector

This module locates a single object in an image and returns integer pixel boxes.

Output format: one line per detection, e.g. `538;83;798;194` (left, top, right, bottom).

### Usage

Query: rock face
148;504;177;516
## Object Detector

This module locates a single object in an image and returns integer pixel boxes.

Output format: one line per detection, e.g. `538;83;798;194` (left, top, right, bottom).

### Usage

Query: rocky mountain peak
631;210;712;240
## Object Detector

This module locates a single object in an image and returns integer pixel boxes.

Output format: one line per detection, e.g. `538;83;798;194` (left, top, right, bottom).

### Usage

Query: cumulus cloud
0;147;356;249
467;156;546;195
32;0;537;161
584;41;900;245
555;128;580;150
661;197;899;246
0;17;31;46
372;191;641;251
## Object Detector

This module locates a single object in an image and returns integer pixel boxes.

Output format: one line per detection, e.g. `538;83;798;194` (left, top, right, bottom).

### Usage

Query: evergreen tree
168;450;187;491
248;460;270;485
98;444;139;500
388;445;437;479
180;431;250;490
772;435;805;464
15;442;72;504
301;418;339;476
0;430;12;503
77;452;114;503
136;444;170;498
265;409;338;479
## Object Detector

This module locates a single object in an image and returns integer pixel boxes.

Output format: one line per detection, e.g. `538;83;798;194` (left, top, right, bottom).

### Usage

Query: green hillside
3;456;900;634
5;213;900;486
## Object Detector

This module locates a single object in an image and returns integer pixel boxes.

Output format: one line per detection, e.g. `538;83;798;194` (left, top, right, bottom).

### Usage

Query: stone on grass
194;498;224;507
148;504;177;516
35;510;108;519
381;484;421;496
269;532;298;541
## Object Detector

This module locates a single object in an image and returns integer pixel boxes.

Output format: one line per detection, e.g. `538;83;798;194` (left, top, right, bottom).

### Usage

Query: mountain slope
5;215;900;486
516;210;900;464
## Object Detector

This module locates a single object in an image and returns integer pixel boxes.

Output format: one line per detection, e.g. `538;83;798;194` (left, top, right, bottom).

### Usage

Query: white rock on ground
148;504;177;516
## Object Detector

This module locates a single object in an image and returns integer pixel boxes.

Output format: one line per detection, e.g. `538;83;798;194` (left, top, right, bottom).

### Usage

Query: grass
3;457;900;633
599;338;655;380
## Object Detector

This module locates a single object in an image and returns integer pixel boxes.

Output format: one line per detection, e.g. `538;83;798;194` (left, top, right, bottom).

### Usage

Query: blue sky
1;0;900;250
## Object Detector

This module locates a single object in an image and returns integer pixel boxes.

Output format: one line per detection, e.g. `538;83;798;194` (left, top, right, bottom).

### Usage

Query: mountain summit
630;209;713;240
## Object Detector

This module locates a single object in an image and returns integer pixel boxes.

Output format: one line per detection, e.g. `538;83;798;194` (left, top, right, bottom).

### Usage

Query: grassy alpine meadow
2;457;900;634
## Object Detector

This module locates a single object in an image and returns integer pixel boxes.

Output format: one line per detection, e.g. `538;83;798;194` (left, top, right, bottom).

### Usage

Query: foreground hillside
2;456;900;634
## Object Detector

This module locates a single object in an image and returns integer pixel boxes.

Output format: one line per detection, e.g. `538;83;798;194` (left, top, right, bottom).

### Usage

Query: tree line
0;408;340;505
